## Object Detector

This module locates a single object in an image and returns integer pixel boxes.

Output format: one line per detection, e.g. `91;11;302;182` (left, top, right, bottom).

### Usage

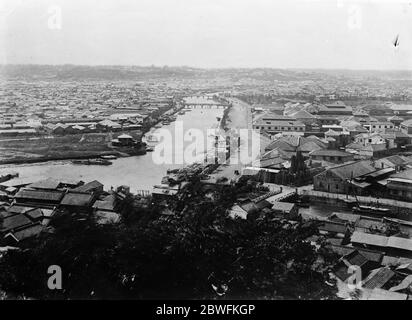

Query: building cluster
216;174;412;299
1;66;412;299
0;80;178;137
233;72;412;102
312;158;412;200
224;180;412;300
244;97;412;299
316;213;412;300
253;100;412;145
255;141;412;202
249;99;412;197
0;177;128;245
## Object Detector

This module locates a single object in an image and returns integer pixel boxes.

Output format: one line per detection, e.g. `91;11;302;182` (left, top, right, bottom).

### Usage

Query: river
0;106;224;192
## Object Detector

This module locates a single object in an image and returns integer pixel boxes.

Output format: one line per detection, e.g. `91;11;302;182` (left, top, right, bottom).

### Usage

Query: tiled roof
387;237;412;252
93;194;117;211
309;149;353;157
25;208;44;220
355;217;386;231
351;231;388;247
328;245;383;263
379;155;409;166
60;192;94;207
8;224;44;242
390;168;412;180
6;205;36;215
328;161;376;180
14;189;64;202
290;110;316;119
1;214;33;232
318;221;348;234
363;267;395;289
28;178;61;190
272;202;296;213
73;180;103;193
346;142;363;150
259;157;286;168
265;140;296;152
352;231;412;253
344;251;369;267
297;141;324;153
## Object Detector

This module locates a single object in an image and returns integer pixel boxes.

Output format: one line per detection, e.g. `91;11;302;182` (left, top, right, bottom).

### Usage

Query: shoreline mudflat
0;148;147;166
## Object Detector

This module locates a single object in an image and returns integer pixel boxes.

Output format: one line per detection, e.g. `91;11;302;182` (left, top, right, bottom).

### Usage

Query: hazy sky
0;0;411;69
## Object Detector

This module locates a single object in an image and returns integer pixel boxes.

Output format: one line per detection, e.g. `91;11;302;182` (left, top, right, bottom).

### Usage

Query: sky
0;0;411;69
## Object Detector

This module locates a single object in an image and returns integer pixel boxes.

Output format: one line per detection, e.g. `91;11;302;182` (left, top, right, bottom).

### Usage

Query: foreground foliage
0;178;338;299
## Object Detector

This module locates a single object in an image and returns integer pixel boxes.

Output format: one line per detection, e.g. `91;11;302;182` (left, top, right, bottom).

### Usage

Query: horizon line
1;63;412;73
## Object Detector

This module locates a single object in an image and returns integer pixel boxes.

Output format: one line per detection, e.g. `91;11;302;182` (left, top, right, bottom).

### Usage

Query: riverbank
0;106;188;166
0;129;146;163
298;188;412;221
0;107;225;192
209;98;261;180
0;148;146;166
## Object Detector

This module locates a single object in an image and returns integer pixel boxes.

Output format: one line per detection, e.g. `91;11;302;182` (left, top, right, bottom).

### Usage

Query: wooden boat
100;155;117;160
352;205;392;217
72;159;112;166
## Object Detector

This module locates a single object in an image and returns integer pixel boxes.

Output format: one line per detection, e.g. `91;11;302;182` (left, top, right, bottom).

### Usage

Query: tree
0;176;338;300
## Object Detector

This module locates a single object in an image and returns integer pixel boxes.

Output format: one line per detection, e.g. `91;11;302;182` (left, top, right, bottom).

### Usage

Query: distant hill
0;64;411;82
0;64;201;81
0;65;329;82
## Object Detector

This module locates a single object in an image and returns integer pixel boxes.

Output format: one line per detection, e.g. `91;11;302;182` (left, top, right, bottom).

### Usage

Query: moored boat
352;205;392;217
100;155;117;160
72;159;87;165
72;159;112;166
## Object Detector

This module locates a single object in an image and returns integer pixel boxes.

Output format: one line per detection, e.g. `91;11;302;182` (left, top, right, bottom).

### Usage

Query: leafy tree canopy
0;176;338;300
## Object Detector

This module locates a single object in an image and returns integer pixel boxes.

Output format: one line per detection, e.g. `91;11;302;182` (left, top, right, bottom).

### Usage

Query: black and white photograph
0;0;412;307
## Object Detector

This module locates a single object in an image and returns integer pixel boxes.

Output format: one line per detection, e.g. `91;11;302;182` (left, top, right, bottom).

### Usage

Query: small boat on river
352;205;393;217
72;159;112;166
100;155;117;160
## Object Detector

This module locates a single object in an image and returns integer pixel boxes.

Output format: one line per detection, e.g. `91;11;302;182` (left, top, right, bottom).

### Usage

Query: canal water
300;204;352;220
0;107;224;192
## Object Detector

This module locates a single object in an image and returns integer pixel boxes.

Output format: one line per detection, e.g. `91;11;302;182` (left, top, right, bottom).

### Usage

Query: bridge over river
183;102;230;109
182;96;230;109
